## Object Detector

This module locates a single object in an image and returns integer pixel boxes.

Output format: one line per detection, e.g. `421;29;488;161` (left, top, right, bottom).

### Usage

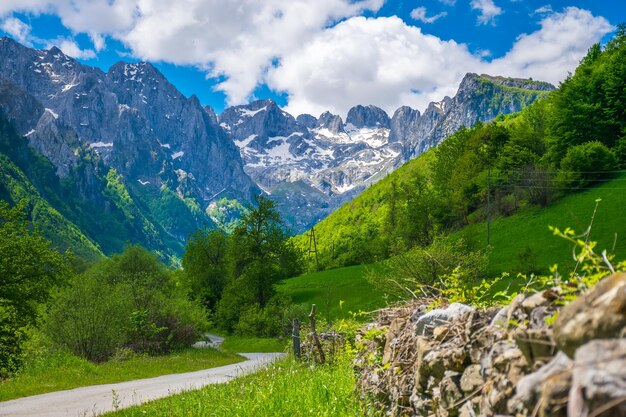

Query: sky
0;1;623;118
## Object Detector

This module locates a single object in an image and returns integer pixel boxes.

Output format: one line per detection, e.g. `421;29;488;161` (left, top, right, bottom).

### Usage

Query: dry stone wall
355;273;626;417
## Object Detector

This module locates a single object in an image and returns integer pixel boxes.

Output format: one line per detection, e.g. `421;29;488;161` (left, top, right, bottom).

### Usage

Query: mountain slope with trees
293;26;626;271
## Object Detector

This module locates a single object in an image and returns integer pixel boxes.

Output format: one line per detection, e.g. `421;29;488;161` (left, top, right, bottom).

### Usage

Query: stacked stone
355;273;626;417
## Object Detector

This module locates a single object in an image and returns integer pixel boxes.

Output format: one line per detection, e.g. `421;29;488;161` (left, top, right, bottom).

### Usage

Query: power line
490;177;626;183
501;169;626;174
494;184;626;190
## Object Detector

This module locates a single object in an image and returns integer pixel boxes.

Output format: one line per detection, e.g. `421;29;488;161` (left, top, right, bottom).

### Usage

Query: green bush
558;141;617;187
233;295;297;338
44;274;130;362
0;201;69;376
367;237;489;299
44;246;208;361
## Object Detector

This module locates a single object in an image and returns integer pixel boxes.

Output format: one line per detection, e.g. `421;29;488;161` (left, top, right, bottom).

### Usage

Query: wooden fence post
309;304;326;364
292;318;301;358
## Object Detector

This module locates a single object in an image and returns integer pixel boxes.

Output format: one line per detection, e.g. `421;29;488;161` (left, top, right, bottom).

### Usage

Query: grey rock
415;303;475;336
568;339;626;417
296;113;317;129
509;351;572;413
554;273;626;357
460;364;484;393
388;105;420;143
316;111;345;134
345;104;390;128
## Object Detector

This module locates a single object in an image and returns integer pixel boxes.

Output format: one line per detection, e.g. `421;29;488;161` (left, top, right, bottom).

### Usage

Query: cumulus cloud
471;0;503;25
47;37;96;59
0;2;615;118
268;7;612;117
410;7;447;24
488;7;614;84
267;16;479;117
120;0;384;105
0;16;32;45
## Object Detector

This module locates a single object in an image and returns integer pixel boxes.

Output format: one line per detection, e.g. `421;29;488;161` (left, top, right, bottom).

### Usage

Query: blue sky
0;1;623;117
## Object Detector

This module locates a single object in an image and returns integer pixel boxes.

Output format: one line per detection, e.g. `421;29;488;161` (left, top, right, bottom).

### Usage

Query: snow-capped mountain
220;74;554;232
0;37;259;259
0;36;554;246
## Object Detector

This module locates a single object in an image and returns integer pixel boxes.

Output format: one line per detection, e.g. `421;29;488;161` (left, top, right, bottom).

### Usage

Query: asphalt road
0;352;284;417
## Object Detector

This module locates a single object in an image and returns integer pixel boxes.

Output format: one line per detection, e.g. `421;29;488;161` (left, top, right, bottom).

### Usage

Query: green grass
279;177;626;316
104;356;374;417
0;348;243;402
220;336;287;353
277;263;388;322
453;175;626;277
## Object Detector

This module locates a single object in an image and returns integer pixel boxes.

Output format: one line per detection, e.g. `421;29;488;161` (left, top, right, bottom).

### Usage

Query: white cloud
471;0;502;25
47;37;96;59
438;0;456;5
268;7;613;117
120;0;384;105
534;5;553;15
0;2;615;118
0;16;32;46
89;33;106;51
488;7;614;85
267;16;480;117
410;7;447;24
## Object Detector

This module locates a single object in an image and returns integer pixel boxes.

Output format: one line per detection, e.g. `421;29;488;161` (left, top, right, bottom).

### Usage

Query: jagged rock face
0;37;258;204
399;73;555;160
222;75;552;233
220;101;400;231
296;113;317;129
388;106;420;144
317;111;345;134
346;104;391;129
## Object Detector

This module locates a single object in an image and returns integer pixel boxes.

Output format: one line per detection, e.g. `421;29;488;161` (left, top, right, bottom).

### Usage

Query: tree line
1;195;303;377
297;25;626;270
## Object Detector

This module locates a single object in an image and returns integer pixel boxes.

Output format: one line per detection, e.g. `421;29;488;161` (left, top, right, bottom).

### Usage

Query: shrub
44;246;208;361
0;201;69;376
44;274;130;362
366;237;489;299
558;141;617;187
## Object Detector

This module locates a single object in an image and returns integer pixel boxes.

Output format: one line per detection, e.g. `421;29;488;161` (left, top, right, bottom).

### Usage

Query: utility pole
487;158;491;246
307;226;320;273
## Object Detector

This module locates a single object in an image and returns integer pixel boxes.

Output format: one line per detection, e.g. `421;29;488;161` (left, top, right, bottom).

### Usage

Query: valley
1;7;625;417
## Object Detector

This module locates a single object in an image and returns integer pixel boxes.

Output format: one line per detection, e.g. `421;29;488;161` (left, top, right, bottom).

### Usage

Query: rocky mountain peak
218;98;302;144
389;106;420;143
296;114;317;129
317;111;345;134
346;104;390;129
203;105;219;126
459;72;555;93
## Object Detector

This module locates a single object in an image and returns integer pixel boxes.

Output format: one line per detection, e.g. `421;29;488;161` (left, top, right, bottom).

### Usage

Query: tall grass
0;348;242;401
105;355;377;417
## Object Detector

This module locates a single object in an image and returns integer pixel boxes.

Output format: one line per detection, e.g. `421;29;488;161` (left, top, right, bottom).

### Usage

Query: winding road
0;344;284;417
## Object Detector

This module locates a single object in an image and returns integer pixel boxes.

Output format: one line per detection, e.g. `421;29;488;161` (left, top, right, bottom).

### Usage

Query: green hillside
454;174;626;276
281;173;626;315
276;263;386;322
0;114;213;263
293;30;626;273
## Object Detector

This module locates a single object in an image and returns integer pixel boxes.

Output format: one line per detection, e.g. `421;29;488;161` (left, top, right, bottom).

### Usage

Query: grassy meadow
277;263;389;322
0;348;242;402
103;356;375;417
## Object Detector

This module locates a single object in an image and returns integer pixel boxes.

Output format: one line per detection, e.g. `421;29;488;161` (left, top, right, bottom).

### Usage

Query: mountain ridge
220;72;554;232
0;36;554;257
